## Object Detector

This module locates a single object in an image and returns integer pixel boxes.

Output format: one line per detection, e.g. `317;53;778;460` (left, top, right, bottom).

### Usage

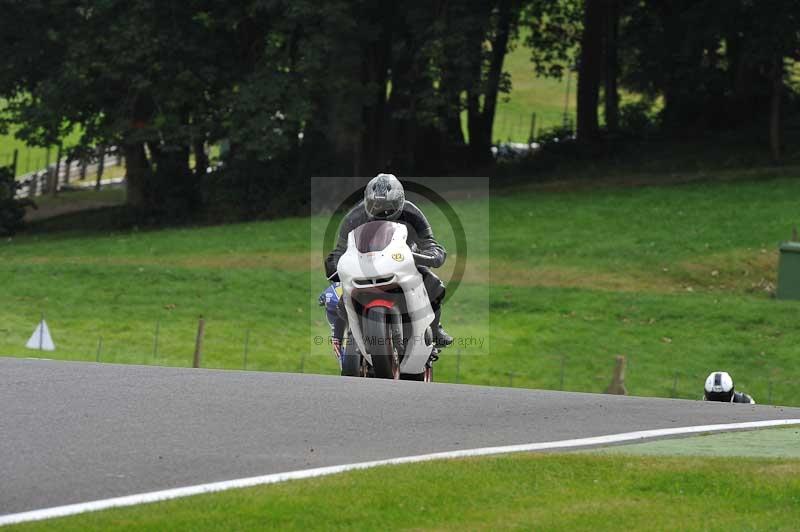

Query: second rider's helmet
704;371;735;402
364;173;404;220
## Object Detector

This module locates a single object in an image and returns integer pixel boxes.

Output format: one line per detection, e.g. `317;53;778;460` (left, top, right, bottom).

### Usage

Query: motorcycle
334;220;439;381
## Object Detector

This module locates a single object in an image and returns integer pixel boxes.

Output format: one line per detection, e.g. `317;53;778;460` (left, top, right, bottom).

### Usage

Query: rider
703;371;756;404
325;173;453;347
318;283;345;366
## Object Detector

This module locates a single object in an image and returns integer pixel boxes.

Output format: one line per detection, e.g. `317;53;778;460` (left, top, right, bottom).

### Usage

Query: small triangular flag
26;320;55;351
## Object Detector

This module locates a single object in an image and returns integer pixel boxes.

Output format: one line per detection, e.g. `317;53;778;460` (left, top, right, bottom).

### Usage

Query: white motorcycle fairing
337;221;435;375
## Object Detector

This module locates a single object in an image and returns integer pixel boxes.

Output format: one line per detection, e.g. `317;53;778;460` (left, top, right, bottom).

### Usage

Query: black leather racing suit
732;391;756;404
324;200;447;311
704;391;756;404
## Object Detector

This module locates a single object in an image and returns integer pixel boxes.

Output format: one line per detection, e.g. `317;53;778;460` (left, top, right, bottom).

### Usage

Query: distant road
2;357;799;515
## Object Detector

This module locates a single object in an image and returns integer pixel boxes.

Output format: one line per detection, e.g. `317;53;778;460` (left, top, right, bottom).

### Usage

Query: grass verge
3;172;800;403
6;452;800;531
597;426;800;459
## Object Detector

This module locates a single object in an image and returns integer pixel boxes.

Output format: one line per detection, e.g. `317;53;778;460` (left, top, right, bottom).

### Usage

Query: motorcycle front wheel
363;306;400;380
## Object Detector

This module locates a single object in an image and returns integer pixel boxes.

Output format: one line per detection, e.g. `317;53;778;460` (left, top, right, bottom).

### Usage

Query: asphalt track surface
3;357;800;516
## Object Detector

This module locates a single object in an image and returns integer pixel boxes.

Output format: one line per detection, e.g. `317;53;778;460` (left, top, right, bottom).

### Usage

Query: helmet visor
704;390;734;402
365;197;401;220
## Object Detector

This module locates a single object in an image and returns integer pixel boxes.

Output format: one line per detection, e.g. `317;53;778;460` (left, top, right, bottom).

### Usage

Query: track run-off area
2;357;799;525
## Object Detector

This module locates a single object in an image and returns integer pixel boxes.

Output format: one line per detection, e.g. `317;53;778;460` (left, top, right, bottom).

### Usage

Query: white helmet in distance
364;173;404;220
704;371;735;402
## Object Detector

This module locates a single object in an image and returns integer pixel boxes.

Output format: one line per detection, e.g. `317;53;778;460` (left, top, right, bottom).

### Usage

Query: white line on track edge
2;418;799;526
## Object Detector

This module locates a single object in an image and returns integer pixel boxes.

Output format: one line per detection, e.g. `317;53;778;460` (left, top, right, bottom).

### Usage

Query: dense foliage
0;166;33;235
1;0;798;219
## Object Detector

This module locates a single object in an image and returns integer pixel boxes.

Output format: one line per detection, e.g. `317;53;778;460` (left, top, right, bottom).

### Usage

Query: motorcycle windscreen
353;221;397;253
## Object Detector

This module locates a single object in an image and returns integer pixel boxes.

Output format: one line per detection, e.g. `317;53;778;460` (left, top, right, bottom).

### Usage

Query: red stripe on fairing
364;299;394;309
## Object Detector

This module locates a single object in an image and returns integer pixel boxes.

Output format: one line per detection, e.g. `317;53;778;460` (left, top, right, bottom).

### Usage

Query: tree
576;0;604;140
470;0;522;163
603;0;620;134
0;166;33;236
619;0;800;155
2;0;534;214
740;0;800;162
342;0;524;175
1;1;237;214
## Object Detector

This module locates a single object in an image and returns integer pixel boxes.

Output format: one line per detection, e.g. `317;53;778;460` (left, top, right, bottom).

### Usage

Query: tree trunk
151;144;195;215
95;145;105;191
770;56;783;162
359;10;392;176
577;0;604;141
604;0;619;134
64;158;72;185
477;0;519;156
466;88;482;153
193;140;208;177
465;7;491;163
386;28;417;174
123;142;151;208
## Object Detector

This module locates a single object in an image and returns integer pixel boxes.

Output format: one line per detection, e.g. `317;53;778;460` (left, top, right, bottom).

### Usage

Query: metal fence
6;147;124;198
12;318;795;408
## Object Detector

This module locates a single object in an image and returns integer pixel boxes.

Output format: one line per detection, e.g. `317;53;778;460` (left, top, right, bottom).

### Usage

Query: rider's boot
431;307;453;348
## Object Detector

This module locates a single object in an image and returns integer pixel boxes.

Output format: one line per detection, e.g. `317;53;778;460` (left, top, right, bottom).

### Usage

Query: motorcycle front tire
363;306;399;380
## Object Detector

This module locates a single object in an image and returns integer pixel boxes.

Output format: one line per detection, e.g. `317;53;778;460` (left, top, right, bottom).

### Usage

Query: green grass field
456;31;577;143
493;37;575;142
7;451;800;531
3;169;800;404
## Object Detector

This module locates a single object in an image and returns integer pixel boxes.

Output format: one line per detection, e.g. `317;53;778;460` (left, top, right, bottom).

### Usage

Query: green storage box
777;241;800;300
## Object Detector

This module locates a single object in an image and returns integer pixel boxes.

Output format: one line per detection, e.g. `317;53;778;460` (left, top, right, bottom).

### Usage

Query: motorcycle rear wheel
340;334;362;377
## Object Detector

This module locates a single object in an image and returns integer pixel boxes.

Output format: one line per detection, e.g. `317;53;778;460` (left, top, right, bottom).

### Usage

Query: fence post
243;329;250;370
38;312;44;350
44;147;53;196
51;144;62;197
193;317;205;368
528;113;537;143
455;348;461;383
671;372;679;398
152;320;160;360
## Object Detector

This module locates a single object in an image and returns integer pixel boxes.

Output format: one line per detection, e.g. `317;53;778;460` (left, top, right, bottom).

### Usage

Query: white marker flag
26;320;55;351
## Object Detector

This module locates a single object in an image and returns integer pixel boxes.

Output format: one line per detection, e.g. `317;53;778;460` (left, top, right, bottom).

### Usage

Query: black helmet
704;371;735;402
364;173;404;220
